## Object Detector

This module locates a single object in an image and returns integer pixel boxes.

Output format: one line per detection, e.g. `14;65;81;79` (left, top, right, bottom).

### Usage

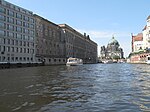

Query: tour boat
146;56;150;65
103;60;113;64
66;58;83;66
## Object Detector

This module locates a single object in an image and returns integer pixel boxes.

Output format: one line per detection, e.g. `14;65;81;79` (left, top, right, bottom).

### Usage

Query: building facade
100;37;124;59
0;0;98;65
34;15;66;65
59;24;98;63
129;16;150;64
131;33;143;52
142;16;150;50
0;0;35;64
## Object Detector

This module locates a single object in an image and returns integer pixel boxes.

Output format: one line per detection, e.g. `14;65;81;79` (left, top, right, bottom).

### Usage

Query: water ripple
0;64;150;112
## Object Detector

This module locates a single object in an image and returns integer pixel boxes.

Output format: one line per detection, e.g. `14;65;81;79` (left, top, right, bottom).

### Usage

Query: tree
113;55;120;60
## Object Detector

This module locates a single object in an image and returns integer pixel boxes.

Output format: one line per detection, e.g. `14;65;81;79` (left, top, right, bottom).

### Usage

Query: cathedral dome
108;37;119;46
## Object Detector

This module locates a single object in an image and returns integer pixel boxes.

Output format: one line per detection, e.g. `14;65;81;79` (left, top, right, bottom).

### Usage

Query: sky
6;0;150;57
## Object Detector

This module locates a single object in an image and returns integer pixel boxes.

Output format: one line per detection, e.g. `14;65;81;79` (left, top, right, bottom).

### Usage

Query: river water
0;64;150;112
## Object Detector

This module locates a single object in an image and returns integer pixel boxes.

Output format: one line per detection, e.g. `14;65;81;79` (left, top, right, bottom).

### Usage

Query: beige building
59;24;98;63
131;16;150;53
131;33;143;52
142;16;150;50
34;14;66;65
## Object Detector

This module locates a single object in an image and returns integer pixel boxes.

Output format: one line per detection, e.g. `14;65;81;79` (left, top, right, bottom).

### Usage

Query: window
8;10;14;17
0;22;5;28
23;41;26;46
7;57;10;61
2;38;5;44
29;18;34;23
11;40;14;45
30;49;34;54
16;27;22;32
29;24;34;28
24;16;29;21
24;48;26;53
11;57;14;61
16;20;22;25
27;48;29;53
16;13;22;19
7;39;10;44
30;30;34;35
20;48;22;53
16;47;18;53
2;56;5;61
0;30;5;36
7;17;14;23
0;15;5;21
0;7;5;14
7;32;14;38
23;28;28;34
15;40;18;46
19;41;22;46
23;22;29;27
16;33;22;39
27;42;29;47
6;46;10;52
24;35;28;40
15;57;18;61
15;6;20;11
23;57;26;61
29;36;34;41
7;24;14;31
11;47;14;52
3;46;5;52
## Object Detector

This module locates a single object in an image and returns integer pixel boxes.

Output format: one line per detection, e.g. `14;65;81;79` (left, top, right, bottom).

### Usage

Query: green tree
113;55;120;60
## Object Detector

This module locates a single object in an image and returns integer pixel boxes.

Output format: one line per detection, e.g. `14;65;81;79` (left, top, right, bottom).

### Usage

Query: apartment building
0;0;35;63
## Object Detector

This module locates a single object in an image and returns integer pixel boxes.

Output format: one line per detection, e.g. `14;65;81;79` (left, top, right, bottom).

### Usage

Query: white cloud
77;29;130;39
76;29;131;57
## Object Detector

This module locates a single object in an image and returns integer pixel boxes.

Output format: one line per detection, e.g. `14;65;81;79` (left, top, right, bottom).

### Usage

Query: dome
108;37;119;46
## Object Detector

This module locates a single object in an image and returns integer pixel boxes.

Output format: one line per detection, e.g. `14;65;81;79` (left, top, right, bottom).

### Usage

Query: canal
0;64;150;112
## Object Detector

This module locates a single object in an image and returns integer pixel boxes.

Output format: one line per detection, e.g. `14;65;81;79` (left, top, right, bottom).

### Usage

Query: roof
108;36;119;46
133;33;143;41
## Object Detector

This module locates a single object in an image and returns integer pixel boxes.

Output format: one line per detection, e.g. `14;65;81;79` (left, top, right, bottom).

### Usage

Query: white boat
146;56;150;65
103;60;113;64
66;58;83;66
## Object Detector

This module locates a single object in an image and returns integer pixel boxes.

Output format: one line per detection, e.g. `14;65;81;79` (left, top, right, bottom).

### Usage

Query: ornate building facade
59;24;98;64
100;37;124;59
34;14;66;65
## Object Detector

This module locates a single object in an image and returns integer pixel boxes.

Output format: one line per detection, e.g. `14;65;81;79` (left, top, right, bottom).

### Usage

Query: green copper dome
108;36;119;46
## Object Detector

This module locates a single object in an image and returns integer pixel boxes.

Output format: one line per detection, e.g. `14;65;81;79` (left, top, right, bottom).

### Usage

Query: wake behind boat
66;58;83;66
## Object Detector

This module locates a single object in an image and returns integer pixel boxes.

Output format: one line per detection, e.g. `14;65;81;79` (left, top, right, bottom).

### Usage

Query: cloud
77;29;130;39
76;29;131;57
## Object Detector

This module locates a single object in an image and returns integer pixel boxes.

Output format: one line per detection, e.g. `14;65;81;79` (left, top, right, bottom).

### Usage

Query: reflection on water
0;64;150;112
